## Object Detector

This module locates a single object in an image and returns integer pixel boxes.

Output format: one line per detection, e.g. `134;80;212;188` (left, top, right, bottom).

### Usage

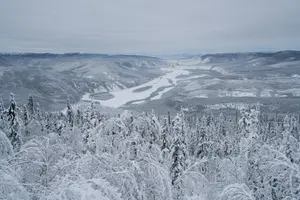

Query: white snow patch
275;93;288;97
206;102;263;110
179;74;207;82
197;65;212;70
151;87;173;100
202;78;221;88
211;67;229;75
278;88;300;97
219;90;256;97
202;57;211;64
184;81;202;91
131;100;146;105
232;91;256;97
260;89;272;97
195;94;208;98
84;75;94;79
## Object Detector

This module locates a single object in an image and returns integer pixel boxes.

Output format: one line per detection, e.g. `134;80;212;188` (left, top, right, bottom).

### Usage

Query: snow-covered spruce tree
289;115;299;142
36;102;42;121
128;128;144;160
27;94;34;120
53;112;66;135
171;108;186;137
37;102;46;132
170;135;187;200
44;112;52;132
217;114;236;158
0;98;4;115
6;93;21;151
89;116;123;154
204;113;218;158
283;114;290;130
21;104;30;141
237;106;261;162
235;106;265;199
82;103;94;132
239;105;260;142
281;115;299;164
83;102;106;149
133;113;148;140
238;105;260;140
195;116;209;159
148;110;160;147
22;104;29;126
66;98;74;127
75;109;82;127
161;116;170;159
224;117;239;156
265;117;276;143
218;113;226;137
170;112;188;200
90;101;98;127
188;117;200;157
263;115;284;148
0;129;14;159
0;98;7;131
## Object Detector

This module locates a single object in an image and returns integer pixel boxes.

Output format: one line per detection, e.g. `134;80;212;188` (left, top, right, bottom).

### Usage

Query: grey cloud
0;0;300;54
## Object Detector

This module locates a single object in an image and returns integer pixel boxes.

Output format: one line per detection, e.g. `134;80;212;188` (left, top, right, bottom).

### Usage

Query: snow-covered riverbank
81;66;207;108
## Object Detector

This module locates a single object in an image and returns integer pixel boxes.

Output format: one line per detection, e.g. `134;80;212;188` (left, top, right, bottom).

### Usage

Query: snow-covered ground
277;88;300;97
218;90;257;98
206;102;263;110
81;66;209;108
195;94;208;98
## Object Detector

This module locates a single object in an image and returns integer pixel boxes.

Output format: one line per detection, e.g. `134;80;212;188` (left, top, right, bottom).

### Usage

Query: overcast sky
1;0;300;54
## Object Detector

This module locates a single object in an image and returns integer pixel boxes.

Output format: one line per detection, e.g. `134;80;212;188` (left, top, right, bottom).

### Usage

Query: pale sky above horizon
1;0;300;54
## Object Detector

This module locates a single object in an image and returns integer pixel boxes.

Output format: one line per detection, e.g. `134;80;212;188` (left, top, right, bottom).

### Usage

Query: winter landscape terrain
2;51;300;114
1;51;300;200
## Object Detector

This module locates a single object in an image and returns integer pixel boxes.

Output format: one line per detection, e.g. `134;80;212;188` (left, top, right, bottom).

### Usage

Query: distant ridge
189;50;300;64
0;52;161;60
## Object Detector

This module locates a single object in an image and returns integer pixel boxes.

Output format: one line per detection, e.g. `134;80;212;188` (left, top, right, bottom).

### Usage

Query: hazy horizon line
1;49;300;56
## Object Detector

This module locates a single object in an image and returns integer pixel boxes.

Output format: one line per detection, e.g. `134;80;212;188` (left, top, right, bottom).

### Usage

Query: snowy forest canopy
0;93;300;200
